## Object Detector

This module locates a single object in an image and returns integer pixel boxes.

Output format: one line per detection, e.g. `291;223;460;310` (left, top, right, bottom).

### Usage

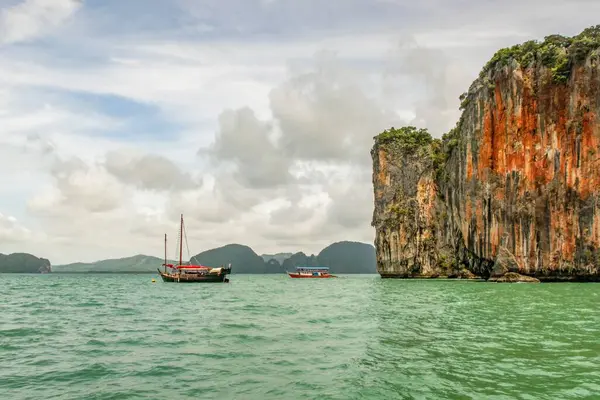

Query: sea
1;274;600;399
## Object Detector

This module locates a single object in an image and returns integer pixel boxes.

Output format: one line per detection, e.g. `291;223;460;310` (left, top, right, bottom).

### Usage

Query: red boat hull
287;272;337;278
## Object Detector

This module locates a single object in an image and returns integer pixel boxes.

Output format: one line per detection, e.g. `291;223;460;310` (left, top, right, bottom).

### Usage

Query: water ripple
1;275;599;399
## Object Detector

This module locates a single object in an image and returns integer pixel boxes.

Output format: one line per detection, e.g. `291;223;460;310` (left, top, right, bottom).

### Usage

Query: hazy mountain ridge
53;254;175;273
261;253;293;264
52;241;376;274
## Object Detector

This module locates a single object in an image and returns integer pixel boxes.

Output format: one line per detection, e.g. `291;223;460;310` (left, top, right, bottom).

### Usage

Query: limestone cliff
372;128;448;277
372;26;600;281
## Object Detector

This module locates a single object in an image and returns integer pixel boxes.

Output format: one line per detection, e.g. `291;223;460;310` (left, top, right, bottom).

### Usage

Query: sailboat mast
164;233;167;273
179;214;183;267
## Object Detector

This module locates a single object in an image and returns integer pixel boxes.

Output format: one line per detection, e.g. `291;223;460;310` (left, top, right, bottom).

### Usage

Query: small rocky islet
372;26;600;283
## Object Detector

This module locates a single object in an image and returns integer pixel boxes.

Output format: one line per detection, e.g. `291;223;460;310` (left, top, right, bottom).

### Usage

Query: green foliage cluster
438;254;458;273
441;126;460;153
480;25;600;84
430;137;447;179
376;27;600;184
459;92;470;110
374;126;433;149
389;203;410;219
374;125;450;180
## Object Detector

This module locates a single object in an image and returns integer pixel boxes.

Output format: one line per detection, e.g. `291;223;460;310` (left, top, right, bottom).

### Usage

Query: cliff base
489;273;541;283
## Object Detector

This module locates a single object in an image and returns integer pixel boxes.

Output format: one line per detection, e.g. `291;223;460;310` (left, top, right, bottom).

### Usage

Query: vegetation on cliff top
480;25;600;83
374;126;433;149
376;26;600;167
374;126;448;180
445;26;600;168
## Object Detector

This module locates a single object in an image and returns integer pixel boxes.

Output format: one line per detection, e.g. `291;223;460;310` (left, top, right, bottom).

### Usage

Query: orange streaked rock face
446;59;600;280
371;144;449;278
372;35;600;281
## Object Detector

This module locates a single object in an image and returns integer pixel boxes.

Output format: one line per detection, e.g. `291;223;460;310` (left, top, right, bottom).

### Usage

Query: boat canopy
176;265;211;270
163;263;212;270
296;266;329;270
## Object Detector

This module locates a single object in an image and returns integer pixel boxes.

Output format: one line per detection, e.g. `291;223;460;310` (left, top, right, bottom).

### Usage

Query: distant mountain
265;259;283;274
280;242;377;274
51;241;377;274
282;252;319;271
190;244;267;274
53;254;171;273
0;253;51;273
261;252;293;264
317;241;376;274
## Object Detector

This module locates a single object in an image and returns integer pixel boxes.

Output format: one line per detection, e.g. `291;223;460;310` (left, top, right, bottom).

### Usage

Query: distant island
38;241;376;274
0;253;51;273
52;254;165;274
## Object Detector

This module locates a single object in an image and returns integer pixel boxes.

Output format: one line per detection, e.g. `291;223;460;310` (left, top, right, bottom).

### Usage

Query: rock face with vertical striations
372;26;600;281
372;127;452;278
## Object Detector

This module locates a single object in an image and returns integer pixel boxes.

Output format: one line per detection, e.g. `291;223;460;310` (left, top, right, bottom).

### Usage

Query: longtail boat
287;266;337;278
157;214;231;283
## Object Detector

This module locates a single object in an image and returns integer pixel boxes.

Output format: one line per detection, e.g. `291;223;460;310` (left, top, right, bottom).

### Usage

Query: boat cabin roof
164;264;211;270
296;266;329;270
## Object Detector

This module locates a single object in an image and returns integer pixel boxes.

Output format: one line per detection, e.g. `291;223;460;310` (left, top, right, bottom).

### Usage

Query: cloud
167;186;240;224
2;0;600;264
0;213;32;243
0;0;81;45
194;51;401;252
29;156;126;216
209;107;292;188
383;39;474;135
324;170;373;230
271;51;398;163
176;0;416;37
104;150;200;191
203;51;403;208
25;133;56;155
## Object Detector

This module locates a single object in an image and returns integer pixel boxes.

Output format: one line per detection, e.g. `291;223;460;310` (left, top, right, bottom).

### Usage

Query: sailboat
157;214;231;283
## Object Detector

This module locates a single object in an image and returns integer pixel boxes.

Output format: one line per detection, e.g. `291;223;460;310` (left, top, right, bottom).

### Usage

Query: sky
0;0;598;264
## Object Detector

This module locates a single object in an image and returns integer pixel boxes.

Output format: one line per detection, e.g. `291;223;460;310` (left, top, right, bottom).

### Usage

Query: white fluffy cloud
1;0;599;263
0;0;81;45
29;156;125;215
0;213;32;243
209;107;292;188
269;51;395;164
104;150;200;191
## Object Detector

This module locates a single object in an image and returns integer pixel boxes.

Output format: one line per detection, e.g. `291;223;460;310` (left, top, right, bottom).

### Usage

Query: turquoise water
1;274;600;399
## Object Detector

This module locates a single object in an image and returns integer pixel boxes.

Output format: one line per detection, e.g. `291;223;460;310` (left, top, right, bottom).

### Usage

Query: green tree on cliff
374;126;433;148
479;25;600;84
